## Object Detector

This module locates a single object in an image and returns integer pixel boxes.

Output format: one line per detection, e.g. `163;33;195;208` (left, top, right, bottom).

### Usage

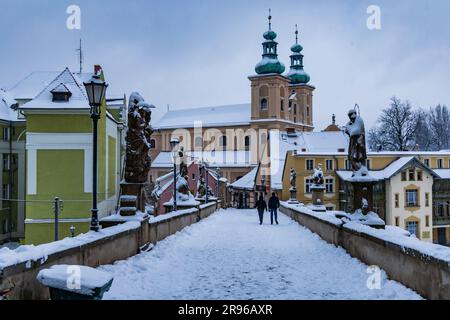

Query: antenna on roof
76;38;83;75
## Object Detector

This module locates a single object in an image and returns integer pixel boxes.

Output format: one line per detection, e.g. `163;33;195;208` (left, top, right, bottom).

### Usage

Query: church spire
255;9;285;75
287;24;310;84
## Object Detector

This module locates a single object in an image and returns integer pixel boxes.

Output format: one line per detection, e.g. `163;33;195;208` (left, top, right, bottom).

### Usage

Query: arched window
245;136;250;150
259;85;269;111
260;98;268;110
280;87;285;112
149;139;156;149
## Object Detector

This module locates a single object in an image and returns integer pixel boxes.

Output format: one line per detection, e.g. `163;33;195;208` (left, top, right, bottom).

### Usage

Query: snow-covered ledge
280;202;450;300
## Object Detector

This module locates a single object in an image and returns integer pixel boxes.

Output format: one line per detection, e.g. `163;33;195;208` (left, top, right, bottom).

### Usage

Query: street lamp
204;161;209;204
83;73;108;232
216;167;221;200
170;137;180;211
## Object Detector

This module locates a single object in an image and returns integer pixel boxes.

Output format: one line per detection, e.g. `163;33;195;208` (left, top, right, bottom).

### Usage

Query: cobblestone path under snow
100;209;421;300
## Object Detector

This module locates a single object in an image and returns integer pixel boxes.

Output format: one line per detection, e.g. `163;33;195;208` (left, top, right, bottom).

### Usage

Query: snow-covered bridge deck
100;209;421;300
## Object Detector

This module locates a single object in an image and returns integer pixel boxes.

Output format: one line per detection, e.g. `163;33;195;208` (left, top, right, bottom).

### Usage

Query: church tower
249;10;289;126
286;25;315;128
249;16;314;132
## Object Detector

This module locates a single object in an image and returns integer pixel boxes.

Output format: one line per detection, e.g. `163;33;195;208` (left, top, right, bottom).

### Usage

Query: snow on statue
312;164;324;186
344;108;368;177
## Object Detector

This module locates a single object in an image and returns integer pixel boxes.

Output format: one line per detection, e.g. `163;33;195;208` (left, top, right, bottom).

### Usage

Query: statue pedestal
288;187;299;204
310;185;326;212
119;182;149;216
345;175;385;229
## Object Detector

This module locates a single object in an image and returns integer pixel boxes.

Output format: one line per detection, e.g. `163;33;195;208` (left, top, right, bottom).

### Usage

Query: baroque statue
124;92;154;183
344;108;367;176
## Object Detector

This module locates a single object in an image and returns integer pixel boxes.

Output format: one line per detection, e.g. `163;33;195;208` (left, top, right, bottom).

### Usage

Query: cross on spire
295;24;299;44
268;8;272;30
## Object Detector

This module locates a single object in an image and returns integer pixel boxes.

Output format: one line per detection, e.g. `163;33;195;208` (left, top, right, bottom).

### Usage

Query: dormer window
51;83;72;102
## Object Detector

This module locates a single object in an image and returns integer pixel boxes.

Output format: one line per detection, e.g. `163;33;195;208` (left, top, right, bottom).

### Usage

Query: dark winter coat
268;196;280;209
255;199;267;213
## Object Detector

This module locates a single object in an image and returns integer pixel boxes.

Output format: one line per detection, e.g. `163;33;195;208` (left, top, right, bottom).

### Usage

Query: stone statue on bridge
344;108;367;177
125;92;154;183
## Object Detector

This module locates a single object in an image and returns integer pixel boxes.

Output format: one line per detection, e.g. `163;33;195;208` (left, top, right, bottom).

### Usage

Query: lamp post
83;73;108;232
204;161;209;204
216;167;221;200
170;137;180;211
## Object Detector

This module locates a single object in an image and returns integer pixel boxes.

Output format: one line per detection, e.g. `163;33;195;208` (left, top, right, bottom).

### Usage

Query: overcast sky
1;0;449;129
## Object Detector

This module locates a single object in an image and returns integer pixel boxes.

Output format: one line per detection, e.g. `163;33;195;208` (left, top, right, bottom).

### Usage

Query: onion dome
287;25;310;84
255;10;285;75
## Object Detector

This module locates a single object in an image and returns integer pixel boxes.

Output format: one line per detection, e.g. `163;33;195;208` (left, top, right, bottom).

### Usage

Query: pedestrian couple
256;193;280;225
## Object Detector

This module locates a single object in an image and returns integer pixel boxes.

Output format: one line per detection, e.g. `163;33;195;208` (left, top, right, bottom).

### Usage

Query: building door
238;194;243;209
437;228;446;245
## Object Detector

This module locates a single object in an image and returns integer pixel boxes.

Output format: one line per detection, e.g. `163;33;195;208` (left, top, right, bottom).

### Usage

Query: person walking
255;195;267;225
268;192;280;225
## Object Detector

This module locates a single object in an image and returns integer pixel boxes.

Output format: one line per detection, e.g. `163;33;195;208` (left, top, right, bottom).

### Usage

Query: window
325;179;334;193
306;159;314;171
326;206;334;211
192;174;196;180
436;203;445;216
345;160;350;170
424;159;430;167
280;99;284;111
2;184;10;199
395;194;399;208
401;171;407;181
437;159;443;169
406;221;419;238
305;179;314;194
408;169;415;181
260;98;268;110
326;159;333;171
425;193;430;207
149;139;156;150
294;104;297;115
366;159;371;170
405;190;418;207
244;136;250;150
2;128;9;141
417;171;423;181
395;217;399;227
426;215;430;227
3;154;10;171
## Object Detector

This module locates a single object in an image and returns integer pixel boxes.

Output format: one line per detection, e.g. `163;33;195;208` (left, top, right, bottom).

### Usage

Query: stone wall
0;202;221;300
280;203;450;300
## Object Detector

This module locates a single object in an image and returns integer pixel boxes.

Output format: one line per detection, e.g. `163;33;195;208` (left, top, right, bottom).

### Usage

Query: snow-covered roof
0;89;23;122
152;150;254;168
154;104;251;129
433;169;450;179
7;70;123;105
270;130;349;189
7;71;92;101
230;166;258;190
19;68;90;110
336;156;438;181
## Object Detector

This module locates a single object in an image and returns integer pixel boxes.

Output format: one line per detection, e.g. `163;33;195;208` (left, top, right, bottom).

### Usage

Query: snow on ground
99;209;422;300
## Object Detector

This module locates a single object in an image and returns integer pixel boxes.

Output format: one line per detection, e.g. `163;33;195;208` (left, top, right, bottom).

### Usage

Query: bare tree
368;97;419;151
414;109;432;151
428;104;450;150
